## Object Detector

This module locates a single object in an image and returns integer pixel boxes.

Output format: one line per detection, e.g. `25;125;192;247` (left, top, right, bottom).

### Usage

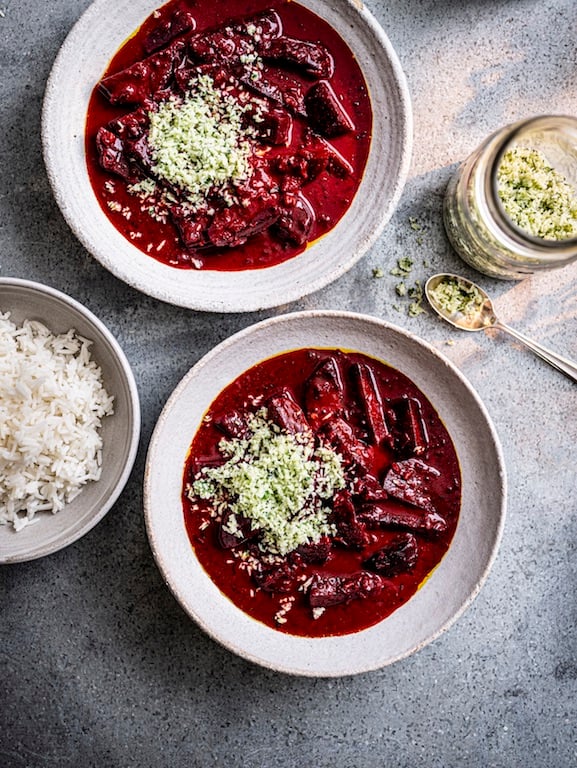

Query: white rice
0;311;114;531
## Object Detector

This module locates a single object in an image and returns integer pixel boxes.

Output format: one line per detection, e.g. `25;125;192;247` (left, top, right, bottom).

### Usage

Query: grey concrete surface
1;0;577;766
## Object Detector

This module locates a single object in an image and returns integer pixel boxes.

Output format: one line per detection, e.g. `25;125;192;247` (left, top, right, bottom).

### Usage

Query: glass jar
443;115;577;279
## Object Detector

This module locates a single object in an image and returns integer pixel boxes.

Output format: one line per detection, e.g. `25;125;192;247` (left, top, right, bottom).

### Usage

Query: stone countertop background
1;0;577;766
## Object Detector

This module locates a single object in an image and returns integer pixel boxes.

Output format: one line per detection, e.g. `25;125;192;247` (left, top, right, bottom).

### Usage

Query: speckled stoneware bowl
42;0;412;313
0;278;140;564
144;311;507;676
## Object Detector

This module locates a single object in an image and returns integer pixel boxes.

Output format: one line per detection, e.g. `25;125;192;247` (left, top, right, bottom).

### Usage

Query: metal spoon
425;273;577;383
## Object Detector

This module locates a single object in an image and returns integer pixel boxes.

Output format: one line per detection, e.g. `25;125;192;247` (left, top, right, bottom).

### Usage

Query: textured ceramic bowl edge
144;310;507;676
41;0;413;312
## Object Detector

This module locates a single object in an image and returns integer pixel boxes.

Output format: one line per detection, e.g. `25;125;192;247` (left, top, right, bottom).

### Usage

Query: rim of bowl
143;309;507;676
41;0;413;312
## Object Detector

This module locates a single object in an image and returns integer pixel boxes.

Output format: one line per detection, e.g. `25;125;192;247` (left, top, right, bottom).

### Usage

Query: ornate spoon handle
496;322;577;384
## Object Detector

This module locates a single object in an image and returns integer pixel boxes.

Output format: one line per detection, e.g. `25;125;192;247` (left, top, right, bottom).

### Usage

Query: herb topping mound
148;74;255;211
191;409;345;556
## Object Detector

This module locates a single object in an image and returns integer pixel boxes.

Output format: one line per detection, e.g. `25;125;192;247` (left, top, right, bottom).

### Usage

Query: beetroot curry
85;0;372;270
183;349;461;637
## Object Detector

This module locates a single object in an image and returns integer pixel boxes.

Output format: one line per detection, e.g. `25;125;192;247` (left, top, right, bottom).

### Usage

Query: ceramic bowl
144;311;506;676
42;0;412;312
0;278;140;564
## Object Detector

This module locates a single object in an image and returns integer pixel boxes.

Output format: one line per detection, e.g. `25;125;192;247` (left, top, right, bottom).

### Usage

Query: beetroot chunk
309;571;387;609
262;36;334;78
207;168;280;248
324;142;354;178
218;510;258;549
95;128;131;180
358;500;447;534
124;134;155;175
241;9;284;41
173;61;232;95
273;192;315;246
253;561;296;593
266;389;311;435
213;409;251;439
189;29;249;65
241;67;307;115
274;150;328;191
294;536;332;565
170;207;211;251
171;166;282;253
302;134;354;179
99;42;183;105
383;458;439;514
332;490;369;549
143;5;196;54
305;80;355;137
391;396;429;457
188;10;283;65
363;533;418;576
207;203;279;248
320;417;372;475
304;357;345;427
107;108;149;141
351;362;393;448
245;105;293;146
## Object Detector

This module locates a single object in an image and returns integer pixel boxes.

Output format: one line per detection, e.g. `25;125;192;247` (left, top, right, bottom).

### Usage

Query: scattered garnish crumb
408;301;425;317
390;256;414;277
407;280;425;316
372;220;432;317
395;282;407;297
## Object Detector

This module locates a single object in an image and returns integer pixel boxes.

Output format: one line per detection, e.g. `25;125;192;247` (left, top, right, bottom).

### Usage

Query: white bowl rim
144;309;507;676
0;276;141;564
41;0;413;312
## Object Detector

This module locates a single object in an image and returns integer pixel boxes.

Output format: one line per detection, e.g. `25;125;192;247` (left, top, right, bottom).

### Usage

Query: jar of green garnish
443;115;577;279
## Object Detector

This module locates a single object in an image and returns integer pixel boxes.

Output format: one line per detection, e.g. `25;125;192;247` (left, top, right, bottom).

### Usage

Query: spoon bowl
425;273;577;383
425;273;497;331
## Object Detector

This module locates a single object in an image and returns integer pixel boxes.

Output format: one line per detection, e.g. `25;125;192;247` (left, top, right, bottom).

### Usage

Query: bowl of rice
0;277;140;564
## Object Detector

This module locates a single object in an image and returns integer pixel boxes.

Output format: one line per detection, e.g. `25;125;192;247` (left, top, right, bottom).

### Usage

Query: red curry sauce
85;0;372;271
182;349;461;638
